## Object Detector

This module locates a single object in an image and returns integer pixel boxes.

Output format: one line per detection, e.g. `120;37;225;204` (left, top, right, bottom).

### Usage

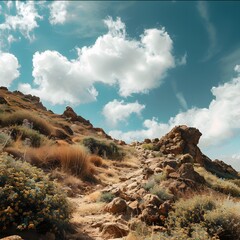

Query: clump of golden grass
88;155;103;167
25;145;96;181
0;110;54;136
195;167;240;197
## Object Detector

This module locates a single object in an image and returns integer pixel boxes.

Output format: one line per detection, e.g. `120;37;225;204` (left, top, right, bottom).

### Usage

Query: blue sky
0;1;240;170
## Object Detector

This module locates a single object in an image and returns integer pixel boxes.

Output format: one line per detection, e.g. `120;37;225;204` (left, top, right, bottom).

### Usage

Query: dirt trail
68;157;141;240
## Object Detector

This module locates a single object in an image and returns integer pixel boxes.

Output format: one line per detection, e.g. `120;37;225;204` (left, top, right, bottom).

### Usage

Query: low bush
150;185;174;201
0;110;53;136
0;153;71;236
195;167;240;197
141;143;159;151
167;194;240;239
0;132;12;148
99;192;115;203
10;126;47;148
82;137;123;160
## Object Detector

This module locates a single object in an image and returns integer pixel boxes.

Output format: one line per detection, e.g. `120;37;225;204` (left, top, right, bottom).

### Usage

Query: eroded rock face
178;163;205;184
62;106;93;127
157;125;202;163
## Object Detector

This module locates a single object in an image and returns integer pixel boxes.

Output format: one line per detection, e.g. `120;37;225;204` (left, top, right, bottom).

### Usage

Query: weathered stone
179;153;194;164
160;159;178;169
0;236;23;240
101;222;129;238
140;206;160;225
144;138;151;144
178;163;205;183
141;194;163;209
159;200;172;216
105;197;128;214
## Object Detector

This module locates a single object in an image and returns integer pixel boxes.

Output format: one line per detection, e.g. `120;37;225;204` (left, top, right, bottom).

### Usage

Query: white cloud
177;53;187;66
0;1;42;42
197;1;218;61
19;17;175;105
0;52;20;87
7;35;18;44
5;1;13;10
49;1;68;25
176;92;188;110
102;99;145;127
110;118;169;142
234;64;240;73
110;65;240;148
19;50;98;105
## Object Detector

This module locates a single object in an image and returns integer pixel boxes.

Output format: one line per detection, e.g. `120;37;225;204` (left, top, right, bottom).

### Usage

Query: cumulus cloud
19;51;98;105
49;1;68;25
102;99;145;127
110;118;169;142
0;1;42;42
19;17;175;105
0;52;20;87
110;65;240;147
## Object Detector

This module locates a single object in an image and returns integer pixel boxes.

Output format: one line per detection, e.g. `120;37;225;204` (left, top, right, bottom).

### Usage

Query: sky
0;1;240;170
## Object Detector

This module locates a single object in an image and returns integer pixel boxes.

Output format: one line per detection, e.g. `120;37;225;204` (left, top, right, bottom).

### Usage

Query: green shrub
99;192;115;203
143;179;155;191
167;195;240;239
142;143;159;151
10;126;47;148
0;132;12;148
195;167;240;197
150;185;173;201
82;137;123;160
0;153;71;235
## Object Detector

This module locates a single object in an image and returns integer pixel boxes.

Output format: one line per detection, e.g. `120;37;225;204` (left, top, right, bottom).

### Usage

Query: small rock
101;222;129;238
141;194;163;209
0;236;23;240
105;197;128;214
159;200;172;216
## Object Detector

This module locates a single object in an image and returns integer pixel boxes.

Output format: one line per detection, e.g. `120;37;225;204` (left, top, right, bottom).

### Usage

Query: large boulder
178;163;205;184
157;125;202;164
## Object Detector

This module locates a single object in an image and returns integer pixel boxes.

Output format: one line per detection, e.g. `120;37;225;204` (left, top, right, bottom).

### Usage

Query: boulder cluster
94;125;239;238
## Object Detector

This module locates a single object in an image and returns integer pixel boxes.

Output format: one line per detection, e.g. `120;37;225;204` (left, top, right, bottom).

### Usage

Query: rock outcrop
157;125;239;179
62;106;93;127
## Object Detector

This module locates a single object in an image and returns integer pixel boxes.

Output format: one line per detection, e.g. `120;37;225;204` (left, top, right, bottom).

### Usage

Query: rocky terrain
0;87;240;240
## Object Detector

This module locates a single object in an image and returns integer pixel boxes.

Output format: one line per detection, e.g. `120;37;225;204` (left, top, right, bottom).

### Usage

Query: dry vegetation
0;110;54;136
24;145;96;181
195;166;240;197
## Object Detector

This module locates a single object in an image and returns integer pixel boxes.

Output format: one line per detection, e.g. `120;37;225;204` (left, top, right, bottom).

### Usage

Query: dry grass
88;155;103;167
25;145;96;181
195;167;240;197
0;110;54;136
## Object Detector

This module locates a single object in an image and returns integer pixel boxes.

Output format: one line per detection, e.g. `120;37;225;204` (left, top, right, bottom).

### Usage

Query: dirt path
67;157;141;240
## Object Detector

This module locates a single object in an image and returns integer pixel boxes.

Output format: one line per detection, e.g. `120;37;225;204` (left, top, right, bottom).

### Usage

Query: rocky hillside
0;88;240;240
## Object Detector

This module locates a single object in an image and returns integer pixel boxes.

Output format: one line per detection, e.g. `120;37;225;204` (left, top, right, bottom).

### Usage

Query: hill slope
0;87;240;240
